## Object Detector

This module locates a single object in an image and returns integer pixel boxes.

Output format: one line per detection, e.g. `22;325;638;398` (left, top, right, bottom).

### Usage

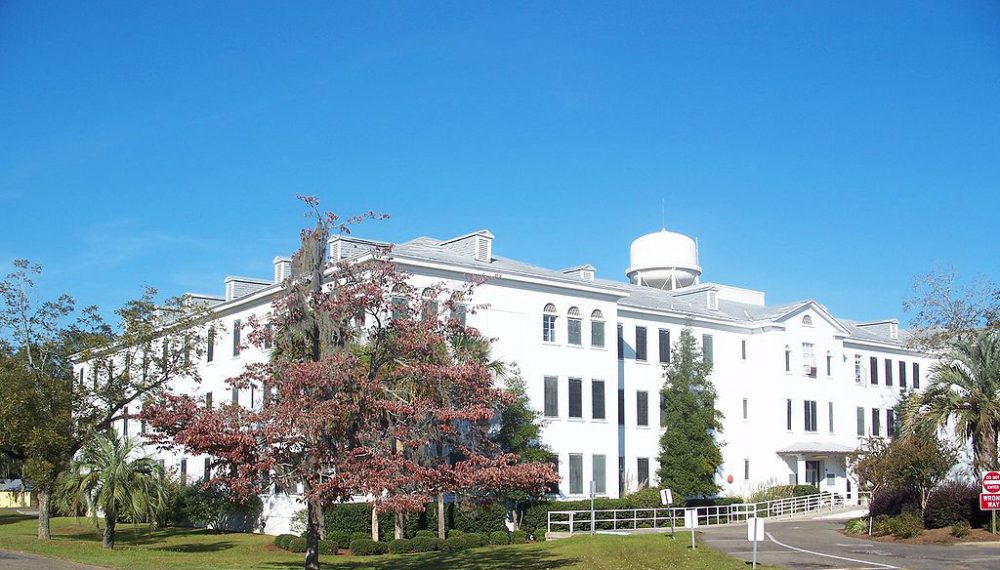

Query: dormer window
802;315;813;327
542;303;557;343
567;307;582;346
707;290;719;310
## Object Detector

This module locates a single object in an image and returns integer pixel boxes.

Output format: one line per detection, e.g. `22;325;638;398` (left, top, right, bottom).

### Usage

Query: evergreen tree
656;328;724;498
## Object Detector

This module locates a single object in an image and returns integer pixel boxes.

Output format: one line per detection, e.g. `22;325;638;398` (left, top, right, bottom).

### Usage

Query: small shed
0;479;37;509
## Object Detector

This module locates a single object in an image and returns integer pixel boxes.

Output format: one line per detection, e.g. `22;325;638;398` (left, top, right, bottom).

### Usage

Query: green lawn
0;515;764;569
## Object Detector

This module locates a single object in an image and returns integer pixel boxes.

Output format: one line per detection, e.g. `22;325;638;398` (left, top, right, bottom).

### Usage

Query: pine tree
656;328;724;498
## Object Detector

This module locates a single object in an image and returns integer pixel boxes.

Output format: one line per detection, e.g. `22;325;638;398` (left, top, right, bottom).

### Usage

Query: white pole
751;518;758;569
590;481;596;535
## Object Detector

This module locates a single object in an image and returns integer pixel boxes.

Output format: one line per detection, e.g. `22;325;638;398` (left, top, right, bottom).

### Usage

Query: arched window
542;304;557;342
802;315;814;326
390;283;408;321
567;307;582;345
590;310;605;347
450;291;467;325
421;288;438;321
784;345;791;372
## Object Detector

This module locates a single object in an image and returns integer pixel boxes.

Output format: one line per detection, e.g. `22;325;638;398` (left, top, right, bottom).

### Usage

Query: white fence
546;491;869;535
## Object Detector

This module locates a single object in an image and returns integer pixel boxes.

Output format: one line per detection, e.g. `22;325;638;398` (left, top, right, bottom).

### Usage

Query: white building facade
78;226;932;534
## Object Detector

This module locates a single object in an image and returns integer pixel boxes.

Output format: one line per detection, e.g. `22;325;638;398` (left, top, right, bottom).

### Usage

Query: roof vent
561;264;596;281
440;230;494;263
273;257;292;283
856;319;900;341
224;276;272;302
328;236;389;262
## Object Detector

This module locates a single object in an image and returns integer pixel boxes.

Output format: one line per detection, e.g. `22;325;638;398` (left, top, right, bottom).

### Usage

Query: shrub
869;488;920;518
350;539;389;556
410;536;441;552
889;512;923;539
287;538;308;553
511;530;528;544
951;521;971;538
489;530;510;545
873;514;893;536
843;518;868;534
414;530;437;538
467;532;488;547
328;530;351;549
388;538;413;554
274;534;297;549
350;531;372;544
448;529;465;537
534;529;546;542
442;535;471;552
791;484;820;497
318;540;337;555
924;480;979;529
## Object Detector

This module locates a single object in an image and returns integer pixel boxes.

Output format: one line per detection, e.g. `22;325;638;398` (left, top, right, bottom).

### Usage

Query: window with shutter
636;391;649;426
569;454;583;495
593;455;606;494
568;378;582;418
659;329;671;363
544;377;558;417
591;380;605;420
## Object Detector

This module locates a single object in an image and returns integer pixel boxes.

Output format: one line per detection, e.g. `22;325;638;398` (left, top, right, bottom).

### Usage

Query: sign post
590;481;596;536
660;489;675;539
746;516;765;568
684;509;699;550
982;471;1000;534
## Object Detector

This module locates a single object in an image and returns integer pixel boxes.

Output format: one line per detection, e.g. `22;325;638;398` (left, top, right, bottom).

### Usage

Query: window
204;457;211;481
591;310;605;347
421;288;438;321
872;408;881;437
618;389;625;426
635;326;648;361
885;359;893;385
887;409;896;437
547;455;560;494
542;305;558;342
828;402;834;433
870;356;879;384
802;314;814;326
205;392;213;409
544;377;558;417
636;391;649;427
804;400;817;432
912;362;919;389
593;455;606;495
742;339;747;360
591;380;606;420
856;407;865;436
451;292;467;325
898;361;906;388
617;324;624;359
637;458;650;489
567;307;582;345
802;343;816;377
826;352;832;376
660;392;667;427
702;334;714;364
569;454;583;495
122;406;129;437
742;398;748;420
263;323;273;349
855;354;863;383
391;284;408;320
180;458;188;485
786;399;793;430
231;387;238;405
568;378;582;419
232;319;241;357
207;328;215;363
785;346;791;372
140;419;147;434
744;459;750;481
659;329;671;363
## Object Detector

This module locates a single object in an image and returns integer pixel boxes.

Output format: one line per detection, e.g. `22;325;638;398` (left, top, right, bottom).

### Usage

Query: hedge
328;530;350;549
414;530;437;538
287;537;307;553
489;530;510;545
323;501;507;538
388;538;413;554
410;536;442;552
349;531;371;544
274;534;296;549
511;530;528;544
350;538;389;556
317;540;337;555
924;480;985;529
870;488;921;518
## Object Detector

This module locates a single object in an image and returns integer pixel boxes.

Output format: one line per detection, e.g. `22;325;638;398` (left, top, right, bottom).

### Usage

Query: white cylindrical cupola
625;228;701;290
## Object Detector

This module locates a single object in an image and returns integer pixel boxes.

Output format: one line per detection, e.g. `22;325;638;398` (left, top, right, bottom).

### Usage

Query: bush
466;532;488;547
869;488;920;518
534;529;546;542
889;512;923;539
317;540;338;555
873;514;893;536
388;538;413;554
511;530;528;544
350;531;372;544
924;480;980;529
442;535;471;552
414;530;437;538
274;534;297;549
328;530;351;549
951;521;971;538
287;538;308;553
489;530;510;545
410;536;441;552
791;485;820;497
350;538;389;556
448;529;465;537
843;518;868;534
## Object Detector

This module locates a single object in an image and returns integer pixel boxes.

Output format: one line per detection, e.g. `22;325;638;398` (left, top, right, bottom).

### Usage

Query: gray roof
0;479;30;491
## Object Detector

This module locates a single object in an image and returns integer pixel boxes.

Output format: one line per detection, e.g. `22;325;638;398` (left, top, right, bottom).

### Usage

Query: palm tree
58;433;166;549
915;330;1000;476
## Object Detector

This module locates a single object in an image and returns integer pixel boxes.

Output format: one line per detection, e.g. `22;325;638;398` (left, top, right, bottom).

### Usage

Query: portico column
796;455;806;485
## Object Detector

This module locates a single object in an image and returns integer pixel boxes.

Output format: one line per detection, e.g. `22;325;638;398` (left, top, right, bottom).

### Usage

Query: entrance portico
778;442;856;498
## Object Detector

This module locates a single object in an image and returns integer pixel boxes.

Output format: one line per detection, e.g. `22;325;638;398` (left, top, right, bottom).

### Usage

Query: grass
0;515;765;569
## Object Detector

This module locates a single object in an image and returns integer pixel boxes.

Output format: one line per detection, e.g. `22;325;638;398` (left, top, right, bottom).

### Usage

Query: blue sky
2;2;998;324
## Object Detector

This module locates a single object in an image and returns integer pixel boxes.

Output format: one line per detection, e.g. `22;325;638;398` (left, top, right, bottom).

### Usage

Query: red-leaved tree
144;198;556;570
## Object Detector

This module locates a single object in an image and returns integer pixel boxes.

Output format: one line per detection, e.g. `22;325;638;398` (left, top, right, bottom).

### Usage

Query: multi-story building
76;225;932;534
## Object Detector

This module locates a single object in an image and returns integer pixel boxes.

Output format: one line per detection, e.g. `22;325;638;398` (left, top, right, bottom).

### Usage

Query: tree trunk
394;511;404;540
371;505;379;541
304;497;321;570
37;490;51;540
317;502;326;540
103;511;116;549
437;493;446;539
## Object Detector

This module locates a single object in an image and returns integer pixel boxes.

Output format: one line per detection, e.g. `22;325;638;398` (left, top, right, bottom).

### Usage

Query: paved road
700;519;1000;570
0;550;106;570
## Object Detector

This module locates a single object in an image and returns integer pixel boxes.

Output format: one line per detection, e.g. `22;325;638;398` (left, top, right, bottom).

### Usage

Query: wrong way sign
981;493;1000;511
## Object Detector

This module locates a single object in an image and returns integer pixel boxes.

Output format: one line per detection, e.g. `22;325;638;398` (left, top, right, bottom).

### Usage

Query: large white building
80;225;931;534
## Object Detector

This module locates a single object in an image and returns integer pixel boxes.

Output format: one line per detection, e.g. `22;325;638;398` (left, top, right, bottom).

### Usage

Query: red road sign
981;493;1000;511
983;471;1000;494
